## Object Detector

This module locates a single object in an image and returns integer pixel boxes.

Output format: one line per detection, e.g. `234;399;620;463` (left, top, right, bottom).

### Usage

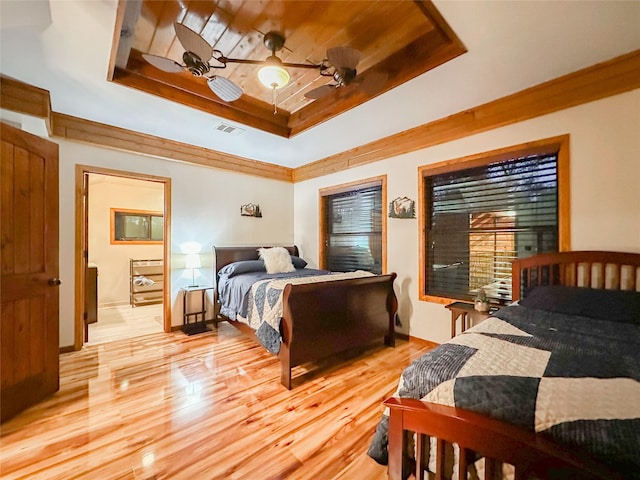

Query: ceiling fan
303;46;361;100
304;48;392;101
141;22;365;107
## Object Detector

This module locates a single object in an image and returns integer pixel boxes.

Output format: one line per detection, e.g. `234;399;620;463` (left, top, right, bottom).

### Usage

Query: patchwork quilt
367;305;640;478
240;271;374;354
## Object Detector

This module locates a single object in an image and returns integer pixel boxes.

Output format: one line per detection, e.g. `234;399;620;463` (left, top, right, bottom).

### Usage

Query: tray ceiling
109;0;465;138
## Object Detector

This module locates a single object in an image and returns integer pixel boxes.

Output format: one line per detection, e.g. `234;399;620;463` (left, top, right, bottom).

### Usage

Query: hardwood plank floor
0;323;436;480
87;304;164;345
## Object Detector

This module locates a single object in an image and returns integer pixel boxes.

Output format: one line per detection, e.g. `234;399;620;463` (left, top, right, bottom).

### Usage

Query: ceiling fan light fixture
258;55;290;89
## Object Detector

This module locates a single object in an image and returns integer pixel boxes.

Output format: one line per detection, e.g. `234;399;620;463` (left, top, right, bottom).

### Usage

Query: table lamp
185;253;201;287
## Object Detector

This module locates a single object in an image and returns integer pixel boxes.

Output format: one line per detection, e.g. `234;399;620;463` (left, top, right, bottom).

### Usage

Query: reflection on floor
2;324;437;479
86;303;163;345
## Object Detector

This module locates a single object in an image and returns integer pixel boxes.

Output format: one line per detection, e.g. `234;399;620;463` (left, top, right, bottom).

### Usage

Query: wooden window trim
418;135;570;304
319;175;388;273
110;208;164;245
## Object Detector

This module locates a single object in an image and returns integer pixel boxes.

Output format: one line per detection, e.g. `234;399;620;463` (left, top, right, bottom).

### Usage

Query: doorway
74;165;172;350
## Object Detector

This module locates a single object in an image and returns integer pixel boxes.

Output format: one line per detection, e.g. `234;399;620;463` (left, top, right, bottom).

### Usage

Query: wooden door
1;122;60;423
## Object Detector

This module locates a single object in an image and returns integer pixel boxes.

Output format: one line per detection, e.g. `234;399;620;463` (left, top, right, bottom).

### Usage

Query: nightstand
180;285;214;335
445;302;496;338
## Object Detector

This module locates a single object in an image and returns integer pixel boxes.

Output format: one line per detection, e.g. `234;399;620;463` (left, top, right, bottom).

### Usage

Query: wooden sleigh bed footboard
213;246;397;389
384;397;624;480
279;272;397;388
381;251;640;480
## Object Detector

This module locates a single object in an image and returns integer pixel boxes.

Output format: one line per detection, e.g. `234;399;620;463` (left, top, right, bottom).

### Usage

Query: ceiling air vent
214;122;245;136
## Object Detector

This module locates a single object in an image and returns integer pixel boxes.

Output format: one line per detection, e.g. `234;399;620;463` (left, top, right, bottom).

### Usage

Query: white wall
293;90;640;344
57;140;294;347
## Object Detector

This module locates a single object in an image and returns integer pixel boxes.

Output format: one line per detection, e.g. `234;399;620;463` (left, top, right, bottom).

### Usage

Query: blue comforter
218;268;329;320
367;301;640;477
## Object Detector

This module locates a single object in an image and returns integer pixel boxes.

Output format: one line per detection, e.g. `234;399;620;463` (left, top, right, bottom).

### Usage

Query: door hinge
83;312;88;321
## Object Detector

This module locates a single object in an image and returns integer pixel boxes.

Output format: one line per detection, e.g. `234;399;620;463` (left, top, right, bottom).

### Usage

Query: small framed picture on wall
240;203;262;217
389;196;415;219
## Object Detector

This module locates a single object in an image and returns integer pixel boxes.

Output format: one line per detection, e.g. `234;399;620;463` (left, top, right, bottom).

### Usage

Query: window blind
323;185;383;273
426;153;558;302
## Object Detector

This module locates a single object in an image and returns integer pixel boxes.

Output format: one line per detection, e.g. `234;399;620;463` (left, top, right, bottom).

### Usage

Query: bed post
280;357;292;390
385;273;398;347
386;400;403;480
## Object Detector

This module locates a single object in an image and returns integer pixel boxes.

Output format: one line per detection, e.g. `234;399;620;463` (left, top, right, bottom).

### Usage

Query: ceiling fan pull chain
272;85;278;115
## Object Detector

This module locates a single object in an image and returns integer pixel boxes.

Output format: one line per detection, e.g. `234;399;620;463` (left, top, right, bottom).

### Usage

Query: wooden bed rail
512;251;640;300
384;397;624;480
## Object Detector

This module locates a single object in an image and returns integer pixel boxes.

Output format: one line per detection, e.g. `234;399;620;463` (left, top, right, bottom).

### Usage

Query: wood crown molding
52;112;293;182
2;49;639;183
0;74;291;182
0;75;52;135
293;48;640;182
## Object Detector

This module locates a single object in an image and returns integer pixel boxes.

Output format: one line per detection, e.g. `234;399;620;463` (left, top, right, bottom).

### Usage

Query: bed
213;245;397;389
368;251;640;480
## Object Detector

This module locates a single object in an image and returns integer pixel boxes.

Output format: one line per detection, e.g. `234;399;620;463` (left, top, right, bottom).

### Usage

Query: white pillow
258;247;296;274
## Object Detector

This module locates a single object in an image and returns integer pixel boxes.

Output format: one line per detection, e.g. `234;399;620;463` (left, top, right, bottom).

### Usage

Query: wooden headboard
213;245;299;276
511;251;640;300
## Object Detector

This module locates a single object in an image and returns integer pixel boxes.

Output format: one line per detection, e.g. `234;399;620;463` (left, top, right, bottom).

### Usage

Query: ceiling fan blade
174;22;213;62
207;76;243;102
327;46;361;70
358;71;389;95
142;54;185;73
304;84;336;100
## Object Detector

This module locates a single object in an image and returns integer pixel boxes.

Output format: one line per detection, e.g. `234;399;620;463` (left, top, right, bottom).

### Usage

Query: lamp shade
185;253;201;270
258;56;290;89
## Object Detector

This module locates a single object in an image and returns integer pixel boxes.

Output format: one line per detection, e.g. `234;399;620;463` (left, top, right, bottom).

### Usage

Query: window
111;209;163;244
319;176;386;274
419;136;569;303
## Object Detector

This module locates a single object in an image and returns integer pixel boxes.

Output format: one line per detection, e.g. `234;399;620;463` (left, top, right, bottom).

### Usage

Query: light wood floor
87;304;164;345
0;323;436;480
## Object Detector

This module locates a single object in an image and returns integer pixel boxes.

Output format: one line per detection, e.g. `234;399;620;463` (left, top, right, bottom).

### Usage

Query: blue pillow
218;256;307;277
218;260;265;277
291;256;307;269
519;285;640;324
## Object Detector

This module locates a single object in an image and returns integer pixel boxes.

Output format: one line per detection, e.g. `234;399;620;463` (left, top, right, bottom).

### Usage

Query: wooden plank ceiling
109;0;465;138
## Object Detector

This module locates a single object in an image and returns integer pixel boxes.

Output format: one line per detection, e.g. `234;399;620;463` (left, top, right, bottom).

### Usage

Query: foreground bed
213;245;397;389
369;251;640;479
